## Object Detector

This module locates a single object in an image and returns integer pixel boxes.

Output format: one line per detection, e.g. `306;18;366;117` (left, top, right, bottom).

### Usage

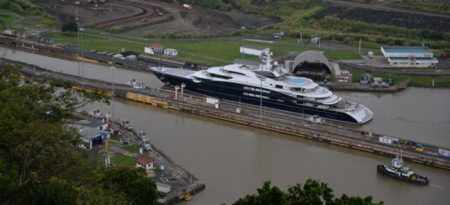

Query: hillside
0;0;56;30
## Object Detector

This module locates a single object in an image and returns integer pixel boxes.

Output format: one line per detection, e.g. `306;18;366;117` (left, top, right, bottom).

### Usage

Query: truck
183;4;192;10
438;149;450;159
368;51;374;59
378;136;399;145
1;29;17;37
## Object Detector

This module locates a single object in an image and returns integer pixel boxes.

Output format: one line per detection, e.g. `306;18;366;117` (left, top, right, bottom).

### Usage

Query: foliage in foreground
233;180;383;205
0;64;158;205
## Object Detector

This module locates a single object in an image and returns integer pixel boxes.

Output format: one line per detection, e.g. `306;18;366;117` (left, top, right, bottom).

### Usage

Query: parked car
143;142;151;151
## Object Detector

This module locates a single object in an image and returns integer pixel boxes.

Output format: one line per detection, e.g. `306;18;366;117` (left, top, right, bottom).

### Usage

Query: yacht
150;53;373;124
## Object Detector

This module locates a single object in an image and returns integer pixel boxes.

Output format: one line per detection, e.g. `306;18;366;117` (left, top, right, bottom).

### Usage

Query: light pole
75;1;80;77
300;24;303;45
259;78;263;117
110;66;115;119
80;26;85;81
241;26;246;44
207;24;210;45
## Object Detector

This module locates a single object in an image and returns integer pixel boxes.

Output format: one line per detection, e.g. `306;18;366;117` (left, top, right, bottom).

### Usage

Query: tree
234;181;286;205
0;64;150;204
232;179;383;205
100;167;159;205
61;21;78;33
0;64;107;184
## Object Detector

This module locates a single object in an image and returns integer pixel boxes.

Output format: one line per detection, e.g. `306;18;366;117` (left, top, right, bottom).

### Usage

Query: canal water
2;47;450;204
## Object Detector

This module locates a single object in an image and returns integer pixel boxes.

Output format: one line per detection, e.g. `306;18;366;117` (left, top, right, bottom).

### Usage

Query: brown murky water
2;47;450;204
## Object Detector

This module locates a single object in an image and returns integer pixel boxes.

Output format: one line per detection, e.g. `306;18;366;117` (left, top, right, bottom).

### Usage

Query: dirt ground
127;0;276;35
35;0;141;26
35;0;276;36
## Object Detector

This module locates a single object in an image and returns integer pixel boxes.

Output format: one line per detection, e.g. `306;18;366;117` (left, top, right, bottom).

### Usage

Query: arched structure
291;51;334;80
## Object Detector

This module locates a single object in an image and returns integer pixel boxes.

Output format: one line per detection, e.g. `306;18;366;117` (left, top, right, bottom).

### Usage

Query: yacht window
254;71;276;79
297;95;303;99
209;73;232;80
291;87;304;92
275;85;283;89
228;71;246;76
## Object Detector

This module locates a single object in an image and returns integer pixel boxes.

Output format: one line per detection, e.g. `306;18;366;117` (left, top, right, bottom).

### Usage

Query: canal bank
1;47;450;204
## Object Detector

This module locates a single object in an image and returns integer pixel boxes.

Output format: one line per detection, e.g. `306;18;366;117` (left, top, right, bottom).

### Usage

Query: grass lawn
111;155;135;168
324;50;360;60
51;31;361;66
124;144;140;154
0;9;24;27
350;68;450;87
110;134;123;141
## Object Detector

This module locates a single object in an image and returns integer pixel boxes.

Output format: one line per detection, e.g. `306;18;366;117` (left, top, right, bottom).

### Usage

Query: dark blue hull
377;165;429;185
153;72;359;123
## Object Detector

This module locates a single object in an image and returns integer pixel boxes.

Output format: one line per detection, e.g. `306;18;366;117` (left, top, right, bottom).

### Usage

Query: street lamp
79;26;85;81
75;1;80;77
207;24;210;45
241;26;246;44
110;66;115;119
259;78;263;117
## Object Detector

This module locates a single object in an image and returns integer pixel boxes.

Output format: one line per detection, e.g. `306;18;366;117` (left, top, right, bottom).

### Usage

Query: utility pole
260;79;263;117
300;24;303;45
358;38;362;55
80;26;85;81
241;26;246;44
75;1;80;77
111;66;115;119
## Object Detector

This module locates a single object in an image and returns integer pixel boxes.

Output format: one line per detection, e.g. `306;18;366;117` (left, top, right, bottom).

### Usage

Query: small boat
307;115;323;124
127;78;138;86
89;109;103;118
377;155;429;185
133;82;146;89
127;79;146;89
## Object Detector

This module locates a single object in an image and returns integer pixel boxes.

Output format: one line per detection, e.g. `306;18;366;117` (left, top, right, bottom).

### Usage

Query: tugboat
377;155;429;185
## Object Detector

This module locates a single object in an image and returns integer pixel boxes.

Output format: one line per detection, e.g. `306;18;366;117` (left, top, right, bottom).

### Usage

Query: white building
381;46;438;68
136;156;154;171
240;45;270;57
68;121;110;150
164;48;178;57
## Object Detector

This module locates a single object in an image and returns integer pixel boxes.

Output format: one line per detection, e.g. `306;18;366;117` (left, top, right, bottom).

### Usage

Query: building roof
67;124;110;140
164;48;177;51
382;46;432;54
150;44;163;48
136;156;154;165
292;50;333;73
388;57;438;62
73;119;107;129
156;182;171;194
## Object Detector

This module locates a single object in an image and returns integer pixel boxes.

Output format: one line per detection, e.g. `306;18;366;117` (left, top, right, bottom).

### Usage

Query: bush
198;0;231;11
61;21;78;33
